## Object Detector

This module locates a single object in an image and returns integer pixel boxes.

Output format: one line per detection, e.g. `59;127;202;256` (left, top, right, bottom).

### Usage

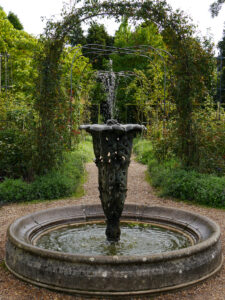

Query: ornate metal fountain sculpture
80;119;145;242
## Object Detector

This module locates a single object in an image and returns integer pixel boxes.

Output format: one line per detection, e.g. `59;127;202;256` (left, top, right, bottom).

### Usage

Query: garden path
0;159;224;300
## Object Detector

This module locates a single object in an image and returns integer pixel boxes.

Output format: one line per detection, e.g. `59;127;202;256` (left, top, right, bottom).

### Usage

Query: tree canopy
84;22;114;69
210;0;225;17
7;11;23;30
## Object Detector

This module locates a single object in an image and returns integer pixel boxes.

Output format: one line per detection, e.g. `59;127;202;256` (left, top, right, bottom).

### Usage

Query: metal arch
69;52;140;134
69;44;172;113
69;49;158;126
67;44;172;147
69;46;157;101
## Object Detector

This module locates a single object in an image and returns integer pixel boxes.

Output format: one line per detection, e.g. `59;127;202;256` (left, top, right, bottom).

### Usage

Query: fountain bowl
5;204;223;298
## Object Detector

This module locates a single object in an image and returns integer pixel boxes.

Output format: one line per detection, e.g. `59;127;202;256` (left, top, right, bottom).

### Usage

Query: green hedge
0;139;94;204
133;139;225;208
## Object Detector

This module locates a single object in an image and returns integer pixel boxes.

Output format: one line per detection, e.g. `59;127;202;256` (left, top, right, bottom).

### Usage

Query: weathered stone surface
80;120;145;241
5;204;223;297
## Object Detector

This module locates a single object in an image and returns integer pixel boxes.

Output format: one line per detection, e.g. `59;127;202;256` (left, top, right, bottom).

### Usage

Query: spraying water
97;60;136;120
97;59;117;119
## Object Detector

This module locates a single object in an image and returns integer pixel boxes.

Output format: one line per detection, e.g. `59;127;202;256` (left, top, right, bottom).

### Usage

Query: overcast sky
1;0;225;50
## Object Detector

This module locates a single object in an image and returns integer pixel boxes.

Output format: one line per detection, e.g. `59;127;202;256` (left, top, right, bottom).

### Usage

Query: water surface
35;222;191;256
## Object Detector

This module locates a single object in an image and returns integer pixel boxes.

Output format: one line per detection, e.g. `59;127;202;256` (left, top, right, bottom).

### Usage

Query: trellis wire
67;44;173;148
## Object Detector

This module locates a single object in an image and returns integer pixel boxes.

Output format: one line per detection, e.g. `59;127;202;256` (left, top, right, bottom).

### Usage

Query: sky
0;0;225;51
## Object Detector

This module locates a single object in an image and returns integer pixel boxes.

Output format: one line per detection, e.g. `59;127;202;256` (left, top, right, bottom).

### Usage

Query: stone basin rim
7;204;221;264
79;123;146;133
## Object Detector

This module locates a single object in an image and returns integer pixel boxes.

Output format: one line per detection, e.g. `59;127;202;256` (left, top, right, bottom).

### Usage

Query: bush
0;140;94;205
0;178;32;202
150;166;225;208
134;138;225;208
0;128;36;181
196;118;225;175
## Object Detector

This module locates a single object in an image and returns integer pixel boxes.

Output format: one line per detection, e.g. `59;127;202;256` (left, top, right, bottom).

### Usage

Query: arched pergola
35;0;214;174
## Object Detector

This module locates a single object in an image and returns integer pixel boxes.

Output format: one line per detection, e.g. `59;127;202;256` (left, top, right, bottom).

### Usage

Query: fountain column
80;119;145;242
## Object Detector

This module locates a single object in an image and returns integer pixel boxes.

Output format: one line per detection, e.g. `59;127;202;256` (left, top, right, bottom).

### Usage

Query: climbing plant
35;0;215;174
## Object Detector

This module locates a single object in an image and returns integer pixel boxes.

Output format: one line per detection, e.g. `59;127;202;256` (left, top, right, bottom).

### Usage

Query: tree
0;8;39;101
0;8;39;180
85;22;114;69
67;22;86;46
210;0;225;17
111;19;168;123
7;11;23;30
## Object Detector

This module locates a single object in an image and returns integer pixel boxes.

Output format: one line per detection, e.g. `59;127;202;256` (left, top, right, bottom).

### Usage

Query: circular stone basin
5;204;223;297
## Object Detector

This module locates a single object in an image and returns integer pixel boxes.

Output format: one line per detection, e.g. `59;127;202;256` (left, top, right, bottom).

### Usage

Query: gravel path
0;160;224;300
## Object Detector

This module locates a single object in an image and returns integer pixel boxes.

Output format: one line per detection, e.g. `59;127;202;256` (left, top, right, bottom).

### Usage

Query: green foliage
0;8;39;99
162;32;216;168
0;128;36;181
34;0;216;173
218;28;225;104
111;20;169;123
210;0;225;17
152;100;225;176
113;20;165;71
0;8;40;180
134;138;225;208
0;91;38;181
31;152;82;200
0;178;31;202
7;11;23;30
133;138;154;164
0;5;95;179
34;40;95;174
85;22;114;69
0;140;94;204
67;23;86;46
151;166;225;208
193;103;225;175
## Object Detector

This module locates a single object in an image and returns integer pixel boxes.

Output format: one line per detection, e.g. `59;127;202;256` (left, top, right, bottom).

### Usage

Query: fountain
5;60;223;297
5;121;223;298
80;119;145;242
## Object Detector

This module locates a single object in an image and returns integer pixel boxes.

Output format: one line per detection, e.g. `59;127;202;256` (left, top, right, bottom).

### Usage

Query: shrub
0;178;31;202
152;167;225;208
0;128;36;181
134;138;225;208
0;140;94;205
196;118;225;175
